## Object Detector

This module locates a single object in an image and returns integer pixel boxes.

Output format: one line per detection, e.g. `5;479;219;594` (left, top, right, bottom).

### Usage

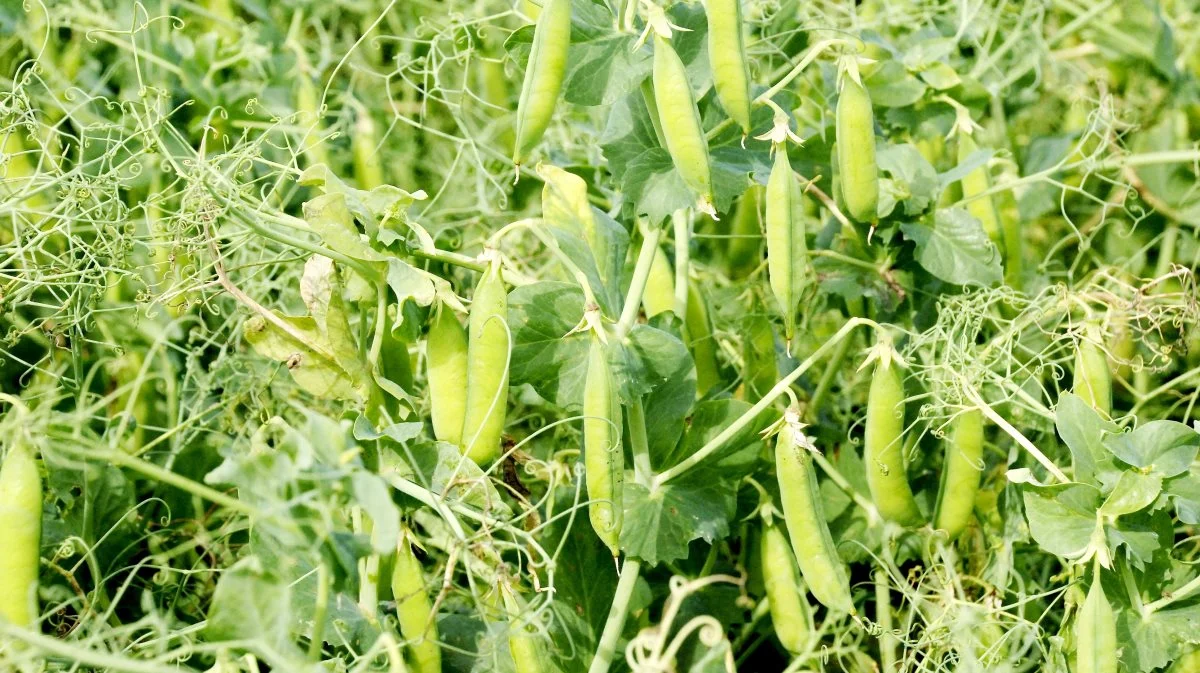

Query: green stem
876;568;896;671
672;210;690;319
587;557;643;673
806;322;854;415
1143;570;1200;616
409;244;487;272
654;318;877;486
628;398;655;487
616;223;664;339
310;562;331;660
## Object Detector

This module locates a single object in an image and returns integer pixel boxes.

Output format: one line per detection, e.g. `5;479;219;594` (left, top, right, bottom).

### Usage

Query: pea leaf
1165;467;1200;525
1103;421;1200;478
864;60;927;107
655;399;769;474
625;323;695;461
1119;601;1200;672
1022;483;1102;562
1100;471;1163;518
876;143;938;216
620;468;736;565
508;281;590;408
207;557;305;661
900;208;1002;286
1056;392;1121;487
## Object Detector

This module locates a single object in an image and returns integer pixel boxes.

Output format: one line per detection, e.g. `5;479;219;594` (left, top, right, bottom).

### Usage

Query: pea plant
1;0;1200;672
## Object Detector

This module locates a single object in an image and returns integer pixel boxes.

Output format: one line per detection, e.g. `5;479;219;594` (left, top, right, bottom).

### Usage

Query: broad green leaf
207;557;304;661
626;323;695;462
1100;471;1163;518
508;281;590;407
1103;421;1200;478
350;472;400;554
1057;392;1121;487
1023;484;1102;562
901;208;1002;286
864;60;927;107
302;192;385;262
655;399;769;474
916;62;961;90
621;469;736;565
1119;601;1200;672
877;143;938;216
1165;467;1200;525
243;313;362;400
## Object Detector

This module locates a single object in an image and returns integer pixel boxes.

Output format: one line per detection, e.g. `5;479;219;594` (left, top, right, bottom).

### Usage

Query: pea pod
1074;324;1112;417
0;436;41;627
933;409;983;540
391;538;441;673
642;246;676;318
760;522;810;654
765;144;810;346
864;354;923;526
1075;566;1117;673
725;185;763;278
653;33;715;212
706;0;752;133
957;133;1003;246
775;410;855;613
461;261;510;464
685;279;721;396
428;306;468;446
513;0;571;166
835;74;878;222
584;335;623;557
500;580;547;673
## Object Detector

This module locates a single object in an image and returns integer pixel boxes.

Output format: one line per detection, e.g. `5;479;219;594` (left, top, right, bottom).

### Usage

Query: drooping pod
863;353;923;526
835;73;878;223
685;279;721;396
513;0;572;166
0;436;41;627
500;580;548;673
775;409;855;614
1074;323;1112;417
933;409;983;540
765;144;810;346
653;33;715;213
427;305;469;446
642;245;676;319
391;538;441;673
725;185;763;278
760;522;810;654
461;259;510;464
706;0;752;133
1075;565;1117;673
584;335;623;557
957;133;1003;246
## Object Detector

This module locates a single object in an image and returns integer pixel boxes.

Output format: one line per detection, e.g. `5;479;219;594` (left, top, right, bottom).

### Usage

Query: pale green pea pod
725;185;763;278
653;33;715;214
392;538;441;673
500;581;548;673
642;246;676;318
1074;323;1112;417
835;75;878;222
513;0;572;166
584;335;623;557
760;522;811;654
706;0;752;133
685;279;721;396
461;260;510;464
775;410;855;614
957;133;1003;246
427;306;469;447
1075;566;1117;673
933;409;983;540
864;354;923;526
0;437;41;627
765;144;810;346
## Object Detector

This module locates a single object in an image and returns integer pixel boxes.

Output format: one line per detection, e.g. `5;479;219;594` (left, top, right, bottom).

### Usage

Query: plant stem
628;398;655;487
1143;570;1200;616
408;244;487;272
876;568;896;671
588;557;643;673
672;209;690;320
310;562;331;660
616;223;664;339
655;318;877;486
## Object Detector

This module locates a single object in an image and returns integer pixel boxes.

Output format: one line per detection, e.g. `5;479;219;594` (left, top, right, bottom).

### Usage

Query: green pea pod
726;185;763;278
0;437;41;627
835;75;878;223
462;261;510;464
864;355;923;526
957;133;1003;246
1168;648;1200;673
760;522;811;654
1075;567;1117;673
501;581;547;673
933;409;983;540
584;335;623;557
1074;324;1112;417
765;144;810;346
294;53;329;170
391;539;441;673
653;33;715;212
352;109;386;190
428;306;468;446
513;0;572;165
685;279;721;396
775;412;855;614
706;0;752;133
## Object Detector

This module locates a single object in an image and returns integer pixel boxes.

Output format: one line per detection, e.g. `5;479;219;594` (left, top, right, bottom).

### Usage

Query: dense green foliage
1;0;1200;672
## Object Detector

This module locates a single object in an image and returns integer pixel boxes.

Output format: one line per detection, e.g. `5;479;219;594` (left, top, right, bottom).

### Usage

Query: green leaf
207;557;305;661
876;143;938;216
656;399;768;474
350;472;400;554
1165;467;1200;525
1103;421;1200;478
302;192;385;262
1057;392;1121;487
508;281;590;407
900;208;1002;286
1100;471;1163;518
1119;601;1200;672
864;60;927;107
626;323;695;462
1022;483;1102;562
621;469;736;565
243;313;363;400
